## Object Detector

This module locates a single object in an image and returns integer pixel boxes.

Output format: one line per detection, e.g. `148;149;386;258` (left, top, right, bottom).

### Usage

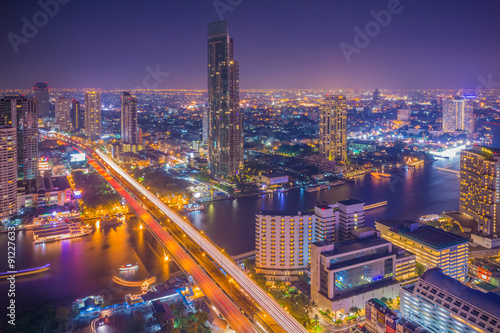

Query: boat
276;187;290;193
184;203;205;212
120;264;139;271
0;264;51;279
100;215;123;228
306;185;321;192
33;222;92;244
319;184;329;190
329;180;346;186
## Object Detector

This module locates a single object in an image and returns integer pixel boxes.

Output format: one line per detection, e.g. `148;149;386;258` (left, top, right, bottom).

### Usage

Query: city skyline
1;1;500;90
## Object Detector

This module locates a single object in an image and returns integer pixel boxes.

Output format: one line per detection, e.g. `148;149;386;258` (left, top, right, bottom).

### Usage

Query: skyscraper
202;105;209;143
71;99;83;132
84;91;101;140
442;98;474;133
373;89;380;103
207;20;243;177
121;92;138;145
460;145;500;235
55;96;72;131
319;95;347;163
0;98;18;220
33;82;50;118
1;96;38;181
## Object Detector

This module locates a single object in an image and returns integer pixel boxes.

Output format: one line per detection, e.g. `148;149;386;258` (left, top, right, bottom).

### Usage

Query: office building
376;219;469;281
401;268;500;333
0;98;18;220
33;82;50;118
319;95;347;163
71;99;83;132
255;210;314;281
121;92;138;145
310;228;400;316
55;96;72;131
460;145;500;235
202;105;208;143
84;91;101;139
207;20;243;177
442;98;474;133
365;298;429;333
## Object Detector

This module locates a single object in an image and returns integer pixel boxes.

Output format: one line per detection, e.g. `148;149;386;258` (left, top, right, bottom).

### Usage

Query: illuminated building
460;146;500;235
71;99;83;132
365;298;429;333
202;105;208;143
310;228;400;315
0;98;18;220
319;95;347;163
255;210;314;281
337;199;365;241
207;20;243;177
260;173;289;186
84;91;101;139
33;82;50;118
17;176;73;209
121;92;138;145
55;96;72;131
1;96;38;181
373;89;380;103
401;268;500;333
376;219;469;281
442;98;474;133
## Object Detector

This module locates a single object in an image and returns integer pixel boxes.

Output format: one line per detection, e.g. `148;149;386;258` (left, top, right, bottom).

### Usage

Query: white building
442;98;474;133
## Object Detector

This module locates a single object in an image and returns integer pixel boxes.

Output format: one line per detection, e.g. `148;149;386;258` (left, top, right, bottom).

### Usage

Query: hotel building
401;268;500;333
460;145;500;235
55;96;72;131
310;228;400;314
376;220;469;281
84;91;101;140
319;95;347;163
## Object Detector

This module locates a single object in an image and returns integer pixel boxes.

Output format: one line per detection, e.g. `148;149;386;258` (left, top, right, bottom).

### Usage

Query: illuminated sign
70;153;86;162
74;190;82;199
482;147;492;155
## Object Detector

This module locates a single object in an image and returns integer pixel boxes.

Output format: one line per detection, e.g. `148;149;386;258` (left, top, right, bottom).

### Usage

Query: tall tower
121;92;138;144
33;82;50;118
71;99;82;132
55;96;72;131
460;146;500;235
1;96;38;181
443;98;474;133
202;105;209;143
319;95;347;163
207;20;243;177
84;91;101;140
0;98;19;220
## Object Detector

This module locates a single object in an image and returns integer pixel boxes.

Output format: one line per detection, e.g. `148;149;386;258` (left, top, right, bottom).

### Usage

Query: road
87;158;255;333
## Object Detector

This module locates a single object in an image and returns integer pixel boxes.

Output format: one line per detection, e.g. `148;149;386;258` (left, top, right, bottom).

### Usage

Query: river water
0;134;488;314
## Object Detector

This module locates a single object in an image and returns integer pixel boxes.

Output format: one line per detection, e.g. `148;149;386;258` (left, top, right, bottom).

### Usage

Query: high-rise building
442;98;474;133
319;95;347;163
121;92;138;145
376;219;469;281
71;99;83;132
401;268;500;333
365;299;429;333
0;98;18;220
202;105;209;143
84;91;101;140
207;20;243;177
460;145;500;235
55;96;72;131
373;89;380;103
33;82;50;118
310;228;400;315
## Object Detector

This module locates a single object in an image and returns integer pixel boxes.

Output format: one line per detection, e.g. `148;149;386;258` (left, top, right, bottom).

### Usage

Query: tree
416;262;426;276
126;312;146;333
55;306;71;332
349;306;360;315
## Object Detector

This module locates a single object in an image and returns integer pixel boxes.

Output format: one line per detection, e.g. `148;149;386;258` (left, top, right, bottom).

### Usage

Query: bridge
56;135;307;333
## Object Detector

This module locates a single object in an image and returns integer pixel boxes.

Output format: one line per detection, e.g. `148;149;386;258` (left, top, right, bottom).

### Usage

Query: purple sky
1;0;499;90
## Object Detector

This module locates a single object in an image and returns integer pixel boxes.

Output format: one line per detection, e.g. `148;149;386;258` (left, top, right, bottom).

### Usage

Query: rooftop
420;268;500;319
338;199;364;206
258;209;314;217
314;235;390;258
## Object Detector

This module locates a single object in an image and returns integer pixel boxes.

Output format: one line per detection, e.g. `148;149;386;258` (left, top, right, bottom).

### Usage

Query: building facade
442;98;474;133
376;220;469;281
0;98;18;220
33;82;50;118
401;268;500;333
365;298;429;333
121;92;138;145
84;91;101;139
310;228;400;315
207;20;243;177
319;95;347;163
460;145;500;235
71;99;83;132
55;96;72;131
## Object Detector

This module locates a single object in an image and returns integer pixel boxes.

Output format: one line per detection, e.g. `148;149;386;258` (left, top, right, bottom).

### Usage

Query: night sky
1;0;499;90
